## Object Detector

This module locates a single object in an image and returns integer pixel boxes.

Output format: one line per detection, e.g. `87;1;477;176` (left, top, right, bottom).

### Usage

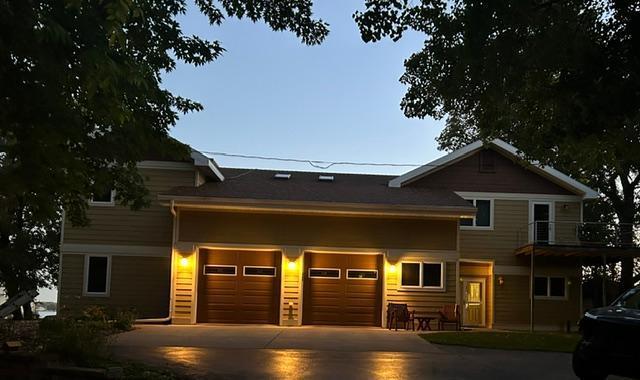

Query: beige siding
555;201;582;244
64;168;195;246
386;260;457;317
59;254;170;318
179;210;458;251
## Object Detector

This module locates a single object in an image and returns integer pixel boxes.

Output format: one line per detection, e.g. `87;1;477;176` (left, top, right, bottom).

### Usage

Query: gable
405;148;574;195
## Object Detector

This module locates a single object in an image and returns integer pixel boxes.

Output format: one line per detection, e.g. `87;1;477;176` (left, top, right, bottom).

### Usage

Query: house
59;139;630;330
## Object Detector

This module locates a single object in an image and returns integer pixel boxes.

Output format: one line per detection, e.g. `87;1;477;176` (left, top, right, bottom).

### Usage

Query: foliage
420;331;580;353
355;0;640;286
0;0;328;307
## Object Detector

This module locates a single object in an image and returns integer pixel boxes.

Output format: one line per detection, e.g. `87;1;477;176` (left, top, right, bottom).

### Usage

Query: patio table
414;315;438;331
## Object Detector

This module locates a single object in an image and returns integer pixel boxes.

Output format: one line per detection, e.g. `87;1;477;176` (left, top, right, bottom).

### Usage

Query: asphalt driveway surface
111;325;600;379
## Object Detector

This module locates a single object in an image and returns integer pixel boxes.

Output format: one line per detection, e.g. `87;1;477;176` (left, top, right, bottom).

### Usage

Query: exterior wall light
498;276;505;286
388;264;397;273
287;260;297;271
179;257;189;267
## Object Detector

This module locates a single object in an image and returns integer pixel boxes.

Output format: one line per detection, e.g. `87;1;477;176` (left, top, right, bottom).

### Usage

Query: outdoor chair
438;304;461;331
386;303;415;331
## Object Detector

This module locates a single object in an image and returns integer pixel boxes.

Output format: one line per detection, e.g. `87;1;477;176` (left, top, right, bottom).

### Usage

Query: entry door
532;202;553;243
462;278;485;327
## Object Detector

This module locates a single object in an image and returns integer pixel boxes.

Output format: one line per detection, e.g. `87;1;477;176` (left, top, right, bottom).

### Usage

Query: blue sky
163;0;446;175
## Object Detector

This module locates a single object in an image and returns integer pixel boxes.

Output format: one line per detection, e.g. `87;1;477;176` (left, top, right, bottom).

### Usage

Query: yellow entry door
462;278;485;327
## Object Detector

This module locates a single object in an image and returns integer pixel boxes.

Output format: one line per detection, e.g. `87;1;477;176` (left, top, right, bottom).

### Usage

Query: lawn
420;331;581;353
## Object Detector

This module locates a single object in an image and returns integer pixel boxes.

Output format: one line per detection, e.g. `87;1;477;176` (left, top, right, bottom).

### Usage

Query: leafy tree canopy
355;0;639;287
0;0;328;312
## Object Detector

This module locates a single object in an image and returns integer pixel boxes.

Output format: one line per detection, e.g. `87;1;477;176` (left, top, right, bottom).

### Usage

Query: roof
388;139;600;199
160;168;476;216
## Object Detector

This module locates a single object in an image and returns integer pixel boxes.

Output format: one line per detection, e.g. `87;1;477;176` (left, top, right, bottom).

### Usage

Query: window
308;268;340;279
84;255;111;296
203;265;237;276
460;199;493;229
534;276;566;299
346;269;378;280
614;287;640;310
90;187;115;206
243;266;276;277
400;262;445;290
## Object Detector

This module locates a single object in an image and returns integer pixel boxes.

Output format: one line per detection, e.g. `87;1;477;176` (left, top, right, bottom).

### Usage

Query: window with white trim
89;188;115;206
460;199;492;228
84;255;111;296
400;262;445;290
534;276;566;298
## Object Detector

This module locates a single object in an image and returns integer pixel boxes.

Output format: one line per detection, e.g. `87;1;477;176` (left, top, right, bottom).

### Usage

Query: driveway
112;325;584;379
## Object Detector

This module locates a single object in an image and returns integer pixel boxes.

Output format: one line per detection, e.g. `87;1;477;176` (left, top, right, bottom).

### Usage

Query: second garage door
302;252;382;326
197;249;281;324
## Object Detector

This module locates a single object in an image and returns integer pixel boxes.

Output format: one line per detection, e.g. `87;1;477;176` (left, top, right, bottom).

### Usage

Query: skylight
318;175;334;182
274;173;291;180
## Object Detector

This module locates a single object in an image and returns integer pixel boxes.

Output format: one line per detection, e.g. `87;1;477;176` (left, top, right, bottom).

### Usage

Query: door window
346;269;378;280
203;265;237;276
308;268;340;279
533;203;551;243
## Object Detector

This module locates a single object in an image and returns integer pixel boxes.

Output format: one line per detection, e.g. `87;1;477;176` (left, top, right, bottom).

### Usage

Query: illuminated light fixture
498;276;505;286
388;264;397;273
287;260;297;270
179;257;189;267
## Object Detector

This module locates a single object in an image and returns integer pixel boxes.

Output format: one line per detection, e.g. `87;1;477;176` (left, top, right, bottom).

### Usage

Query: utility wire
199;150;425;170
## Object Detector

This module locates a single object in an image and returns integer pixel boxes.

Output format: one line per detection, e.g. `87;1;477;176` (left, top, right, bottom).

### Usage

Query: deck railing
516;221;639;248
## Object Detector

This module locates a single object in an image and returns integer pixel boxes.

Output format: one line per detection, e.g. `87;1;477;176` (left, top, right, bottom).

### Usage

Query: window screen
549;277;565;297
534;277;548;296
204;265;236;275
347;269;378;280
244;266;276;277
475;200;491;227
309;268;340;278
422;263;443;288
86;256;108;293
401;263;420;286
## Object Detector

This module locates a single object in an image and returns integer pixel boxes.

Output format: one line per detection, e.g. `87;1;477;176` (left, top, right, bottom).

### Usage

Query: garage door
197;249;281;324
302;252;382;326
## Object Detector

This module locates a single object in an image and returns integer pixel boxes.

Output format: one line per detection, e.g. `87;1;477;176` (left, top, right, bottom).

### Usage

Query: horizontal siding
59;254;170;318
173;252;196;323
386;260;456;317
64;168;195;246
281;255;302;324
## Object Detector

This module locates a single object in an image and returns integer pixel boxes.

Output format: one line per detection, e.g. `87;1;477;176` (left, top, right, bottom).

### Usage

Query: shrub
38;316;110;366
111;309;137;332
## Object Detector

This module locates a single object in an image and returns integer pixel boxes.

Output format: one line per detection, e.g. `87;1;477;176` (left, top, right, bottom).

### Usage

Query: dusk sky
162;0;447;175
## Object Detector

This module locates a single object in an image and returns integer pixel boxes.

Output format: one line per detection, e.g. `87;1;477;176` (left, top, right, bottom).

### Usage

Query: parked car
573;286;640;379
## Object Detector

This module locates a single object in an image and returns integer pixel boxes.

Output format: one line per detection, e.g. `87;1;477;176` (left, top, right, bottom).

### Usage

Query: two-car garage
196;249;383;326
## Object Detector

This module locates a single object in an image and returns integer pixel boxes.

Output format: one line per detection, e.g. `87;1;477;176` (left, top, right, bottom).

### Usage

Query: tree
0;0;328;318
354;0;640;288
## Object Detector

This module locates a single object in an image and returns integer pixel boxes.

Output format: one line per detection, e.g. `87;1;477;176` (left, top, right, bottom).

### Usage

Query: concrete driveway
111;325;583;379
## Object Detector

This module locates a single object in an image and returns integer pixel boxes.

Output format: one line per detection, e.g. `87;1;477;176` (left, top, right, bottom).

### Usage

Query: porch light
388;264;397;273
287;260;297;270
498;276;505;286
179;257;189;267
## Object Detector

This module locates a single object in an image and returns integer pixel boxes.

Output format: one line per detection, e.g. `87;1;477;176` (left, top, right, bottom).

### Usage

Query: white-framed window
529;201;555;243
400;261;445;290
203;265;237;276
460;199;493;229
534;276;567;299
346;269;378;280
89;188;115;206
243;266;277;277
308;268;341;279
83;254;111;296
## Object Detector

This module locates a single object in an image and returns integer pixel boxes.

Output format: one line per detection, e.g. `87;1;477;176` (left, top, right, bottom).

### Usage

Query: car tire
572;340;608;380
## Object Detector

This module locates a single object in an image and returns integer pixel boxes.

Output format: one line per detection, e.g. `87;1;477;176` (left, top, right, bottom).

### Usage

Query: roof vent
318;175;334;182
274;173;291;180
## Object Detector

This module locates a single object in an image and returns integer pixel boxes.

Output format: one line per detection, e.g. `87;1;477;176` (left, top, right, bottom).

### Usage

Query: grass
420;331;581;353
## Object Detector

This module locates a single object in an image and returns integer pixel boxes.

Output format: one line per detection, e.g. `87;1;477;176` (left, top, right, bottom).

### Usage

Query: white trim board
455;191;582;202
61;243;171;257
388;139;599;200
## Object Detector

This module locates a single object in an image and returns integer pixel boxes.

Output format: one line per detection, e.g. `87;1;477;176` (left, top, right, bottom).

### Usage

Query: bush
38;317;110;366
112;309;137;332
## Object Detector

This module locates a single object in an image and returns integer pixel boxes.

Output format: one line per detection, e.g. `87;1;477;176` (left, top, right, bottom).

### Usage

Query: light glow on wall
287;260;297;271
388;264;397;273
179;257;189;267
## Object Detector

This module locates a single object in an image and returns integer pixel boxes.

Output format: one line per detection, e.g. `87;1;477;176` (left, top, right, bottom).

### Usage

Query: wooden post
602;254;607;306
530;244;535;332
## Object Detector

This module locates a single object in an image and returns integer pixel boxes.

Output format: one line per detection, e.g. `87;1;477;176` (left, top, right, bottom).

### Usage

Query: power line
199;150;425;170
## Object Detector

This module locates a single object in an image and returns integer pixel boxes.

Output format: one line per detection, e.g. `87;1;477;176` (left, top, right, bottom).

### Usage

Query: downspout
136;200;176;324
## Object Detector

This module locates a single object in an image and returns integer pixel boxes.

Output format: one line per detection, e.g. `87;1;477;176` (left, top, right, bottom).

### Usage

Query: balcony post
601;254;607;306
529;244;535;332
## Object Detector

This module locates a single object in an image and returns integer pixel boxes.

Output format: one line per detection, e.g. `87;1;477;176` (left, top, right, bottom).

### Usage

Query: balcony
515;221;640;261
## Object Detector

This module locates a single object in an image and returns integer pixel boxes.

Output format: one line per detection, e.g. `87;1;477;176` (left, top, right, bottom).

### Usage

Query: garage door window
244;266;277;277
203;265;237;276
400;261;445;290
309;268;340;279
346;269;378;280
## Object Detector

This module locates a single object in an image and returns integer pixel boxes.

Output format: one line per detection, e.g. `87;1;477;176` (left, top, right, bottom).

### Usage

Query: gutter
135;200;177;324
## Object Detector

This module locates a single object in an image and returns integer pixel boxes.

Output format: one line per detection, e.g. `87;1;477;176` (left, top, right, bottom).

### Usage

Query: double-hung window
400;262;445;290
460;199;493;229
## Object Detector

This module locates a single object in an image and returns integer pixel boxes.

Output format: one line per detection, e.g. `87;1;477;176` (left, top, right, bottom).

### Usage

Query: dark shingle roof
162;168;473;210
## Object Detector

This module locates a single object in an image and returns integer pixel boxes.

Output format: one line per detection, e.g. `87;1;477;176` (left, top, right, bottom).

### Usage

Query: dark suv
573;286;640;379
